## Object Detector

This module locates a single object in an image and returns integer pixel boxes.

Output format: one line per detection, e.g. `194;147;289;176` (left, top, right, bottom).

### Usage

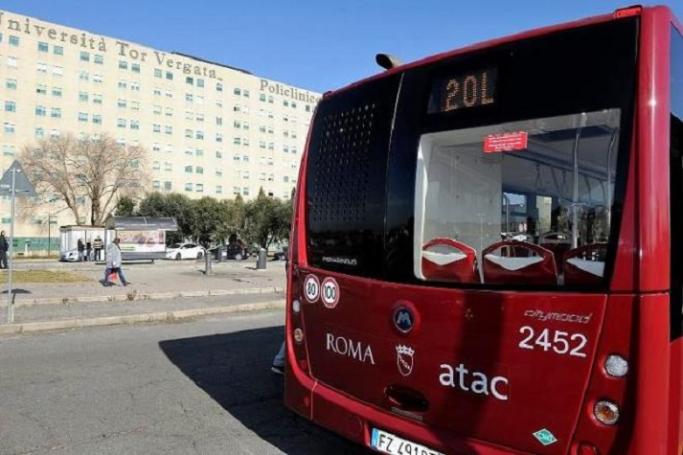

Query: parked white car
166;243;204;260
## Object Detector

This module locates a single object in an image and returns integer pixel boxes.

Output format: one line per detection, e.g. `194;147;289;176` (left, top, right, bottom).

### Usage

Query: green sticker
532;428;557;446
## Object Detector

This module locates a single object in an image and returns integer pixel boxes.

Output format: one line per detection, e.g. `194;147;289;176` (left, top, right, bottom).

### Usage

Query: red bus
285;6;683;454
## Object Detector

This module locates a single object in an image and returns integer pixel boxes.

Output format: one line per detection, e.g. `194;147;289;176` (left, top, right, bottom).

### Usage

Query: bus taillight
613;6;642;19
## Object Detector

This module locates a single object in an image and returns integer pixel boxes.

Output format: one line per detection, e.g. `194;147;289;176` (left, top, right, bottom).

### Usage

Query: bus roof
326;5;674;99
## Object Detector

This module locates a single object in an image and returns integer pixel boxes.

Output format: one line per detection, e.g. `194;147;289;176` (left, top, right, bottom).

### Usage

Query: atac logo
396;344;415;377
393;307;414;334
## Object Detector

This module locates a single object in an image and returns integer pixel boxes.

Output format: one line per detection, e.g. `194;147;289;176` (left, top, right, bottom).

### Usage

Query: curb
13;286;285;307
0;300;284;336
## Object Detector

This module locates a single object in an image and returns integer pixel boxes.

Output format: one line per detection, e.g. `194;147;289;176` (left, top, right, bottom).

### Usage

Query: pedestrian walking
86;240;92;262
77;238;85;262
0;230;8;269
104;238;130;286
93;236;103;262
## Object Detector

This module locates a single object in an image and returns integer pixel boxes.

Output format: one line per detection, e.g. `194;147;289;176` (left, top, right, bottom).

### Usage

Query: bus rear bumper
285;366;520;455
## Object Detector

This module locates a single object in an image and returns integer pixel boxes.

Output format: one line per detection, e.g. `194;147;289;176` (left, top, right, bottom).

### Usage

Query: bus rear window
414;109;620;287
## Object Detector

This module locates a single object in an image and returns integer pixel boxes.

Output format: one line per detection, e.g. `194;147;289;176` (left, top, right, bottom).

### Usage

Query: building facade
0;9;320;252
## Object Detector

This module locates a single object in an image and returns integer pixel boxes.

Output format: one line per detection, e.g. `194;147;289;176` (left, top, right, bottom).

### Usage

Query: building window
35;128;44;138
79;92;89;102
94;54;104;64
195;131;204;140
195;113;204;122
80;51;90;62
153;105;162;115
216;117;223;126
53;45;64;56
152;180;161;190
7;57;18;68
50;107;61;118
185;129;193;139
195;149;204;157
131;63;140;73
130;120;140;130
216;170;223;177
117;118;127;128
4;101;16;112
165;71;173;80
186;76;194;85
4;122;16;134
242;187;249;196
233;88;241;95
52;87;62;97
52;66;64;77
38;42;49;52
78;112;88;122
185;94;193;103
243;89;250;98
196;166;204;174
216;82;223;92
6;79;17;90
93;94;102;104
2;145;15;157
36;84;47;95
153;161;161;170
131;101;140;111
197;79;204;88
118;80;127;89
92;114;102;124
154;68;162;78
8;35;19;46
164;162;172;171
216;185;223;194
153;124;161;133
233;137;241;145
259;93;266;102
164;181;172;191
117;99;127;108
165;107;173;117
164;125;173;135
118;60;128;69
37;63;49;74
184;183;193;192
153;143;161;152
196;184;204;193
216;151;223;159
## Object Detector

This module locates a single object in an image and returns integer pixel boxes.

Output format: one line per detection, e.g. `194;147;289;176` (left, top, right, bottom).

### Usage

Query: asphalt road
0;311;368;455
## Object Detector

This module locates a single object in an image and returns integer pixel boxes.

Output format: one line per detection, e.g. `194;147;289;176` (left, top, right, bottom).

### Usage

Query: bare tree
21;133;149;225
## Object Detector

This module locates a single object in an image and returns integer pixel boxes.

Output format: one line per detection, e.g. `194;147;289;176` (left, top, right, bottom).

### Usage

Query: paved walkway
1;260;286;304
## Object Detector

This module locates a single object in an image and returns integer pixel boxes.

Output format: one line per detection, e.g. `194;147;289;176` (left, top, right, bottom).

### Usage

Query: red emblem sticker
321;277;340;309
303;274;320;303
483;131;528;153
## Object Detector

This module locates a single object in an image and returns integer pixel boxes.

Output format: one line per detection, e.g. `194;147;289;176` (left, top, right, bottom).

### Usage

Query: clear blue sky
2;0;682;93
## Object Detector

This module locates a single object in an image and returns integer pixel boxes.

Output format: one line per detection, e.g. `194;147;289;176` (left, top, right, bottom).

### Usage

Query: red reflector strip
483;131;528;153
614;6;642;18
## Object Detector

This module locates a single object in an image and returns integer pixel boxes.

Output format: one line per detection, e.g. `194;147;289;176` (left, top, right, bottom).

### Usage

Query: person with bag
93;236;103;262
104;238;130;286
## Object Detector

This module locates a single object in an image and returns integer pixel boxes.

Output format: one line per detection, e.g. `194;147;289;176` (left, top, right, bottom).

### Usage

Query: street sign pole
6;168;16;323
0;161;36;324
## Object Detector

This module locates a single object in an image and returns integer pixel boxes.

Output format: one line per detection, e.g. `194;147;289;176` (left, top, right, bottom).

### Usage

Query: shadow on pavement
159;326;369;455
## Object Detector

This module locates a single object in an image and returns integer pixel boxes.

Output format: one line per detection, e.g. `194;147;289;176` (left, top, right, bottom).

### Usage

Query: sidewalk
2;260;286;305
0;293;285;336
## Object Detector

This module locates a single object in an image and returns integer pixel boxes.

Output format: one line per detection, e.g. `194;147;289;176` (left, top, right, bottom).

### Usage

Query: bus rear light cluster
292;299;301;314
604;354;629;377
593;400;620;425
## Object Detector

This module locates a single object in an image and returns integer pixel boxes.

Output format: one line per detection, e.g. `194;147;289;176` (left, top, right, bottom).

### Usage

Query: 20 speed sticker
303;274;320;303
321;277;340;309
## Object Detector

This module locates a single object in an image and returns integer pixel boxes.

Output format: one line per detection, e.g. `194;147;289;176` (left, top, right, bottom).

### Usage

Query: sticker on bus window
483;131;528;153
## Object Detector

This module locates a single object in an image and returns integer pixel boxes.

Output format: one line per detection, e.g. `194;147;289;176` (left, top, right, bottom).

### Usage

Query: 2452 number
518;326;588;358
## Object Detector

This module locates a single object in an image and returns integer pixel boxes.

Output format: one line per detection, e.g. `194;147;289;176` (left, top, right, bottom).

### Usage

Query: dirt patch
0;270;89;284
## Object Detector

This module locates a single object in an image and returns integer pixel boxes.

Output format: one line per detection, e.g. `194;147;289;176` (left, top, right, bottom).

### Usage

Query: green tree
114;196;136;216
244;188;293;249
137;192;196;245
191;197;228;247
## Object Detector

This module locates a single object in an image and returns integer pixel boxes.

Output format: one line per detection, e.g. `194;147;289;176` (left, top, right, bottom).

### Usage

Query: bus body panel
285;6;682;454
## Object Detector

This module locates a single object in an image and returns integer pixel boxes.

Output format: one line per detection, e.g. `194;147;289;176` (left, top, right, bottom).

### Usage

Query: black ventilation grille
306;75;400;277
308;103;376;225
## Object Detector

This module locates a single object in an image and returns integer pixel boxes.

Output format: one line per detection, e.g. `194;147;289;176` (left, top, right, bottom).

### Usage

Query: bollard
204;248;213;275
256;248;267;269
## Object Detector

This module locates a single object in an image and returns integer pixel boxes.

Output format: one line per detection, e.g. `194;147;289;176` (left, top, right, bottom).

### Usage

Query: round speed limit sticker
303;274;320;303
321;277;340;309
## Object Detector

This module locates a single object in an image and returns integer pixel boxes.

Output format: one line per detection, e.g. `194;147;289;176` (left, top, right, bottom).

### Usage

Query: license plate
370;428;444;455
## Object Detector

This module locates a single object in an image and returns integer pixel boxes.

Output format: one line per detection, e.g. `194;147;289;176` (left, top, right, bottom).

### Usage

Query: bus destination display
428;68;497;113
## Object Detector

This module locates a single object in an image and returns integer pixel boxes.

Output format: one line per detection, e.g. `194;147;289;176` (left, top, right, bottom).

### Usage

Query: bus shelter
105;216;178;262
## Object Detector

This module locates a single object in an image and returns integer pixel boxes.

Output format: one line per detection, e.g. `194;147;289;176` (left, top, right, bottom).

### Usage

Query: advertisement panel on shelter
117;230;166;254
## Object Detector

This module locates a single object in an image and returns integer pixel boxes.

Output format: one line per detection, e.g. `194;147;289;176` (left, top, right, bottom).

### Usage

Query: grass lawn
0;270;88;284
